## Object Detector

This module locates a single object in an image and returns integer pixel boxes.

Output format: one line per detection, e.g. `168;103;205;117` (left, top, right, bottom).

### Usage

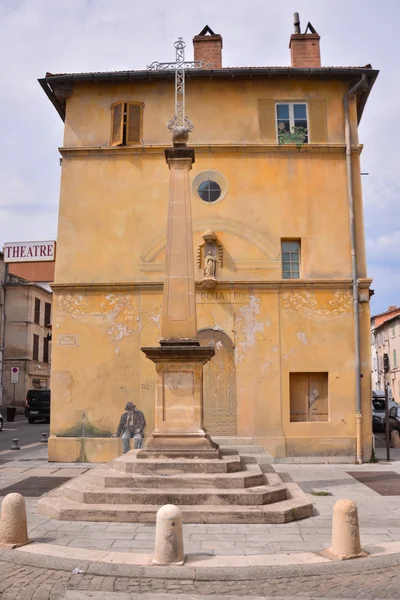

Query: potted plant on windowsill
278;126;307;149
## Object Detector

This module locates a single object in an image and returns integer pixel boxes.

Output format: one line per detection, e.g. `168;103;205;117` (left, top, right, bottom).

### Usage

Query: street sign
3;240;56;263
10;367;19;384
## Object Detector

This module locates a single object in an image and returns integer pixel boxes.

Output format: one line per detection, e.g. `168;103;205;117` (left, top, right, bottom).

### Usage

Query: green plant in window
278;126;307;148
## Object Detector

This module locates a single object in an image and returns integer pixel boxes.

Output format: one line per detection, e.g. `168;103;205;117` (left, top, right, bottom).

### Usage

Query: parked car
25;389;50;424
372;391;398;432
388;406;400;433
0;413;3;432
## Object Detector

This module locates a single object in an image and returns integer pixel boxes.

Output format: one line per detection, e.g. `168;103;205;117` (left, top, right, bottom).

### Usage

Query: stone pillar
0;493;29;548
161;151;197;342
153;504;184;565
327;499;366;560
139;135;218;459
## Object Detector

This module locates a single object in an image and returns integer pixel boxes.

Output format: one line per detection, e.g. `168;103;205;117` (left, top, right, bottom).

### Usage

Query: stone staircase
37;449;313;524
212;437;274;464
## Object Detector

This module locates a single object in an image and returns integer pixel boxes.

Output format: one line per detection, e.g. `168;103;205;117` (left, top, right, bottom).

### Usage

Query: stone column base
138;431;219;459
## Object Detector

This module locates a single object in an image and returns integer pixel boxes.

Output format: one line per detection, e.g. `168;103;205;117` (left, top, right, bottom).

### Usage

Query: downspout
344;74;368;464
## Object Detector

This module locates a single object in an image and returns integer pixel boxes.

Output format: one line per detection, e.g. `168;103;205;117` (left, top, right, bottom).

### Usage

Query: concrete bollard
152;504;184;565
40;433;48;444
391;430;400;448
0;493;29;548
10;439;20;450
327;499;366;560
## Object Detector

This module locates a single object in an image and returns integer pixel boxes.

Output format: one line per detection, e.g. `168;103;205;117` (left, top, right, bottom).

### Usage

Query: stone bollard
0;493;29;548
10;439;20;450
391;430;400;448
152;504;184;565
40;433;48;444
326;499;366;560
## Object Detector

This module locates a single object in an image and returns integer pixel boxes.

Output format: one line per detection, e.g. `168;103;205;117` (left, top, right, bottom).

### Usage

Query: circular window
198;180;221;203
192;170;228;205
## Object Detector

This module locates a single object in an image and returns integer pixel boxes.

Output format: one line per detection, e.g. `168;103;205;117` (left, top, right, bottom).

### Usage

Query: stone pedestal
138;345;219;459
139;141;219;459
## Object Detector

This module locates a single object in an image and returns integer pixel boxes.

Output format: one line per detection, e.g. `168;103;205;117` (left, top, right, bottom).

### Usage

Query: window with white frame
281;240;300;279
276;103;308;144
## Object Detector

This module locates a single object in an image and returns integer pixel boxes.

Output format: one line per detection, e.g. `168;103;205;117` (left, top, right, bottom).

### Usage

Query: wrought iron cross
147;38;208;132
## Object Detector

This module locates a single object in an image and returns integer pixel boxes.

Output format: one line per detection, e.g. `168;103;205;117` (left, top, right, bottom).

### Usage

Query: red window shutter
126;102;143;144
110;101;124;146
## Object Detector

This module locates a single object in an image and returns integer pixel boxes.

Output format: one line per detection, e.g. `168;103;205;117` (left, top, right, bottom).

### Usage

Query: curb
1;546;400;580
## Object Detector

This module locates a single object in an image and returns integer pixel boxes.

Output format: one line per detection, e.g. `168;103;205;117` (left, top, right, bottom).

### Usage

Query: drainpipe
344;74;368;464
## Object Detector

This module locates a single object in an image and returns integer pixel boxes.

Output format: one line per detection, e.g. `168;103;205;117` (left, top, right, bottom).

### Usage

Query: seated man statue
113;402;146;453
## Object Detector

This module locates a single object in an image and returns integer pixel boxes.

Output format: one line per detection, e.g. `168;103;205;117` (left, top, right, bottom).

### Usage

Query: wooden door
198;329;237;435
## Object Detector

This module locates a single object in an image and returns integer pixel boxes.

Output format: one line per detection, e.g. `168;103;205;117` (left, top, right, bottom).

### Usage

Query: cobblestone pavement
1;446;400;597
8;452;400;556
0;561;399;598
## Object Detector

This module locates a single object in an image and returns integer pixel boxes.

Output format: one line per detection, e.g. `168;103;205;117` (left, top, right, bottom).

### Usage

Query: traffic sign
10;367;19;384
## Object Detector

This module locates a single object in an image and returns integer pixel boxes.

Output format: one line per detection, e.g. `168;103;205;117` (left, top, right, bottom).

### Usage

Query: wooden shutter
110;101;124;146
126;102;143;145
308;98;327;143
258;99;276;142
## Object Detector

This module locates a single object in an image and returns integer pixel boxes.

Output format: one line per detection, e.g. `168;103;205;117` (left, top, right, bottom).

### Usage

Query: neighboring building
0;252;53;410
0;253;6;407
40;18;377;462
371;306;400;400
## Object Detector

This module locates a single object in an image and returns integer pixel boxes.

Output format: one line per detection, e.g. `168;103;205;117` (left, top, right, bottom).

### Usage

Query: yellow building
40;22;378;463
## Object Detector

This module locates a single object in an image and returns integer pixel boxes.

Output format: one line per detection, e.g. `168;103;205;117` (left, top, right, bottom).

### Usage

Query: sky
0;0;398;315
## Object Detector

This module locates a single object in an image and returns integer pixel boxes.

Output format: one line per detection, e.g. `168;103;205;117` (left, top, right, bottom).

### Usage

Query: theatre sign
3;240;56;262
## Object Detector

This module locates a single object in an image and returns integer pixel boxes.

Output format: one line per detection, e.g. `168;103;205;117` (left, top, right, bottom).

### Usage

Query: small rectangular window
394;349;397;369
281;240;300;279
43;336;49;364
111;101;143;146
34;298;40;325
32;378;41;389
392;326;396;338
276;102;308;144
45;302;51;327
33;334;39;361
290;372;328;422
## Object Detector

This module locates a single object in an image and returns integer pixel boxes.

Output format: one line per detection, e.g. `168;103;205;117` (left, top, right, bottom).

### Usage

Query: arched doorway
198;329;237;436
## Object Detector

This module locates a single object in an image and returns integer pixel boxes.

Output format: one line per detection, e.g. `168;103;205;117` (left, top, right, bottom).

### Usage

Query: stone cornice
59;144;363;157
50;278;372;292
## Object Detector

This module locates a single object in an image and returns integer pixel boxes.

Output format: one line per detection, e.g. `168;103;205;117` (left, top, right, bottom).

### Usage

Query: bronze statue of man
113;402;146;453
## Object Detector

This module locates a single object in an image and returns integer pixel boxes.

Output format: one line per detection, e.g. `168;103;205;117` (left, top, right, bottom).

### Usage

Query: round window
192;170;228;204
198;180;221;203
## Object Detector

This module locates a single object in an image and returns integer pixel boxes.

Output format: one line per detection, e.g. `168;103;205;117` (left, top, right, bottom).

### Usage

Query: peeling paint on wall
297;331;308;345
235;295;264;364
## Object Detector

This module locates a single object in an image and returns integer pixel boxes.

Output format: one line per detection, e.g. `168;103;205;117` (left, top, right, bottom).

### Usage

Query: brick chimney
289;13;321;68
193;25;223;69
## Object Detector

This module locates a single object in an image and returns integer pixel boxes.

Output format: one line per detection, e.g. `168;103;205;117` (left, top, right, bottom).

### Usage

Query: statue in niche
197;229;223;289
204;251;217;279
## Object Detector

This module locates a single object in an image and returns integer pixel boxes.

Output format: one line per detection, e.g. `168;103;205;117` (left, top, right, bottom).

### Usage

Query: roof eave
40;66;379;123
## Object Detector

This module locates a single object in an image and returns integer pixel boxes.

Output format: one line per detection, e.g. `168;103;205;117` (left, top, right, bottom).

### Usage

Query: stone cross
147;37;208;133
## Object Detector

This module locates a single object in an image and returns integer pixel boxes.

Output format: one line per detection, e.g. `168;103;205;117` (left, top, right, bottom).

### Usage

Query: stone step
37;485;313;524
62;479;287;506
219;445;266;454
110;452;242;474
212;437;255;446
87;463;265;490
241;454;275;465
